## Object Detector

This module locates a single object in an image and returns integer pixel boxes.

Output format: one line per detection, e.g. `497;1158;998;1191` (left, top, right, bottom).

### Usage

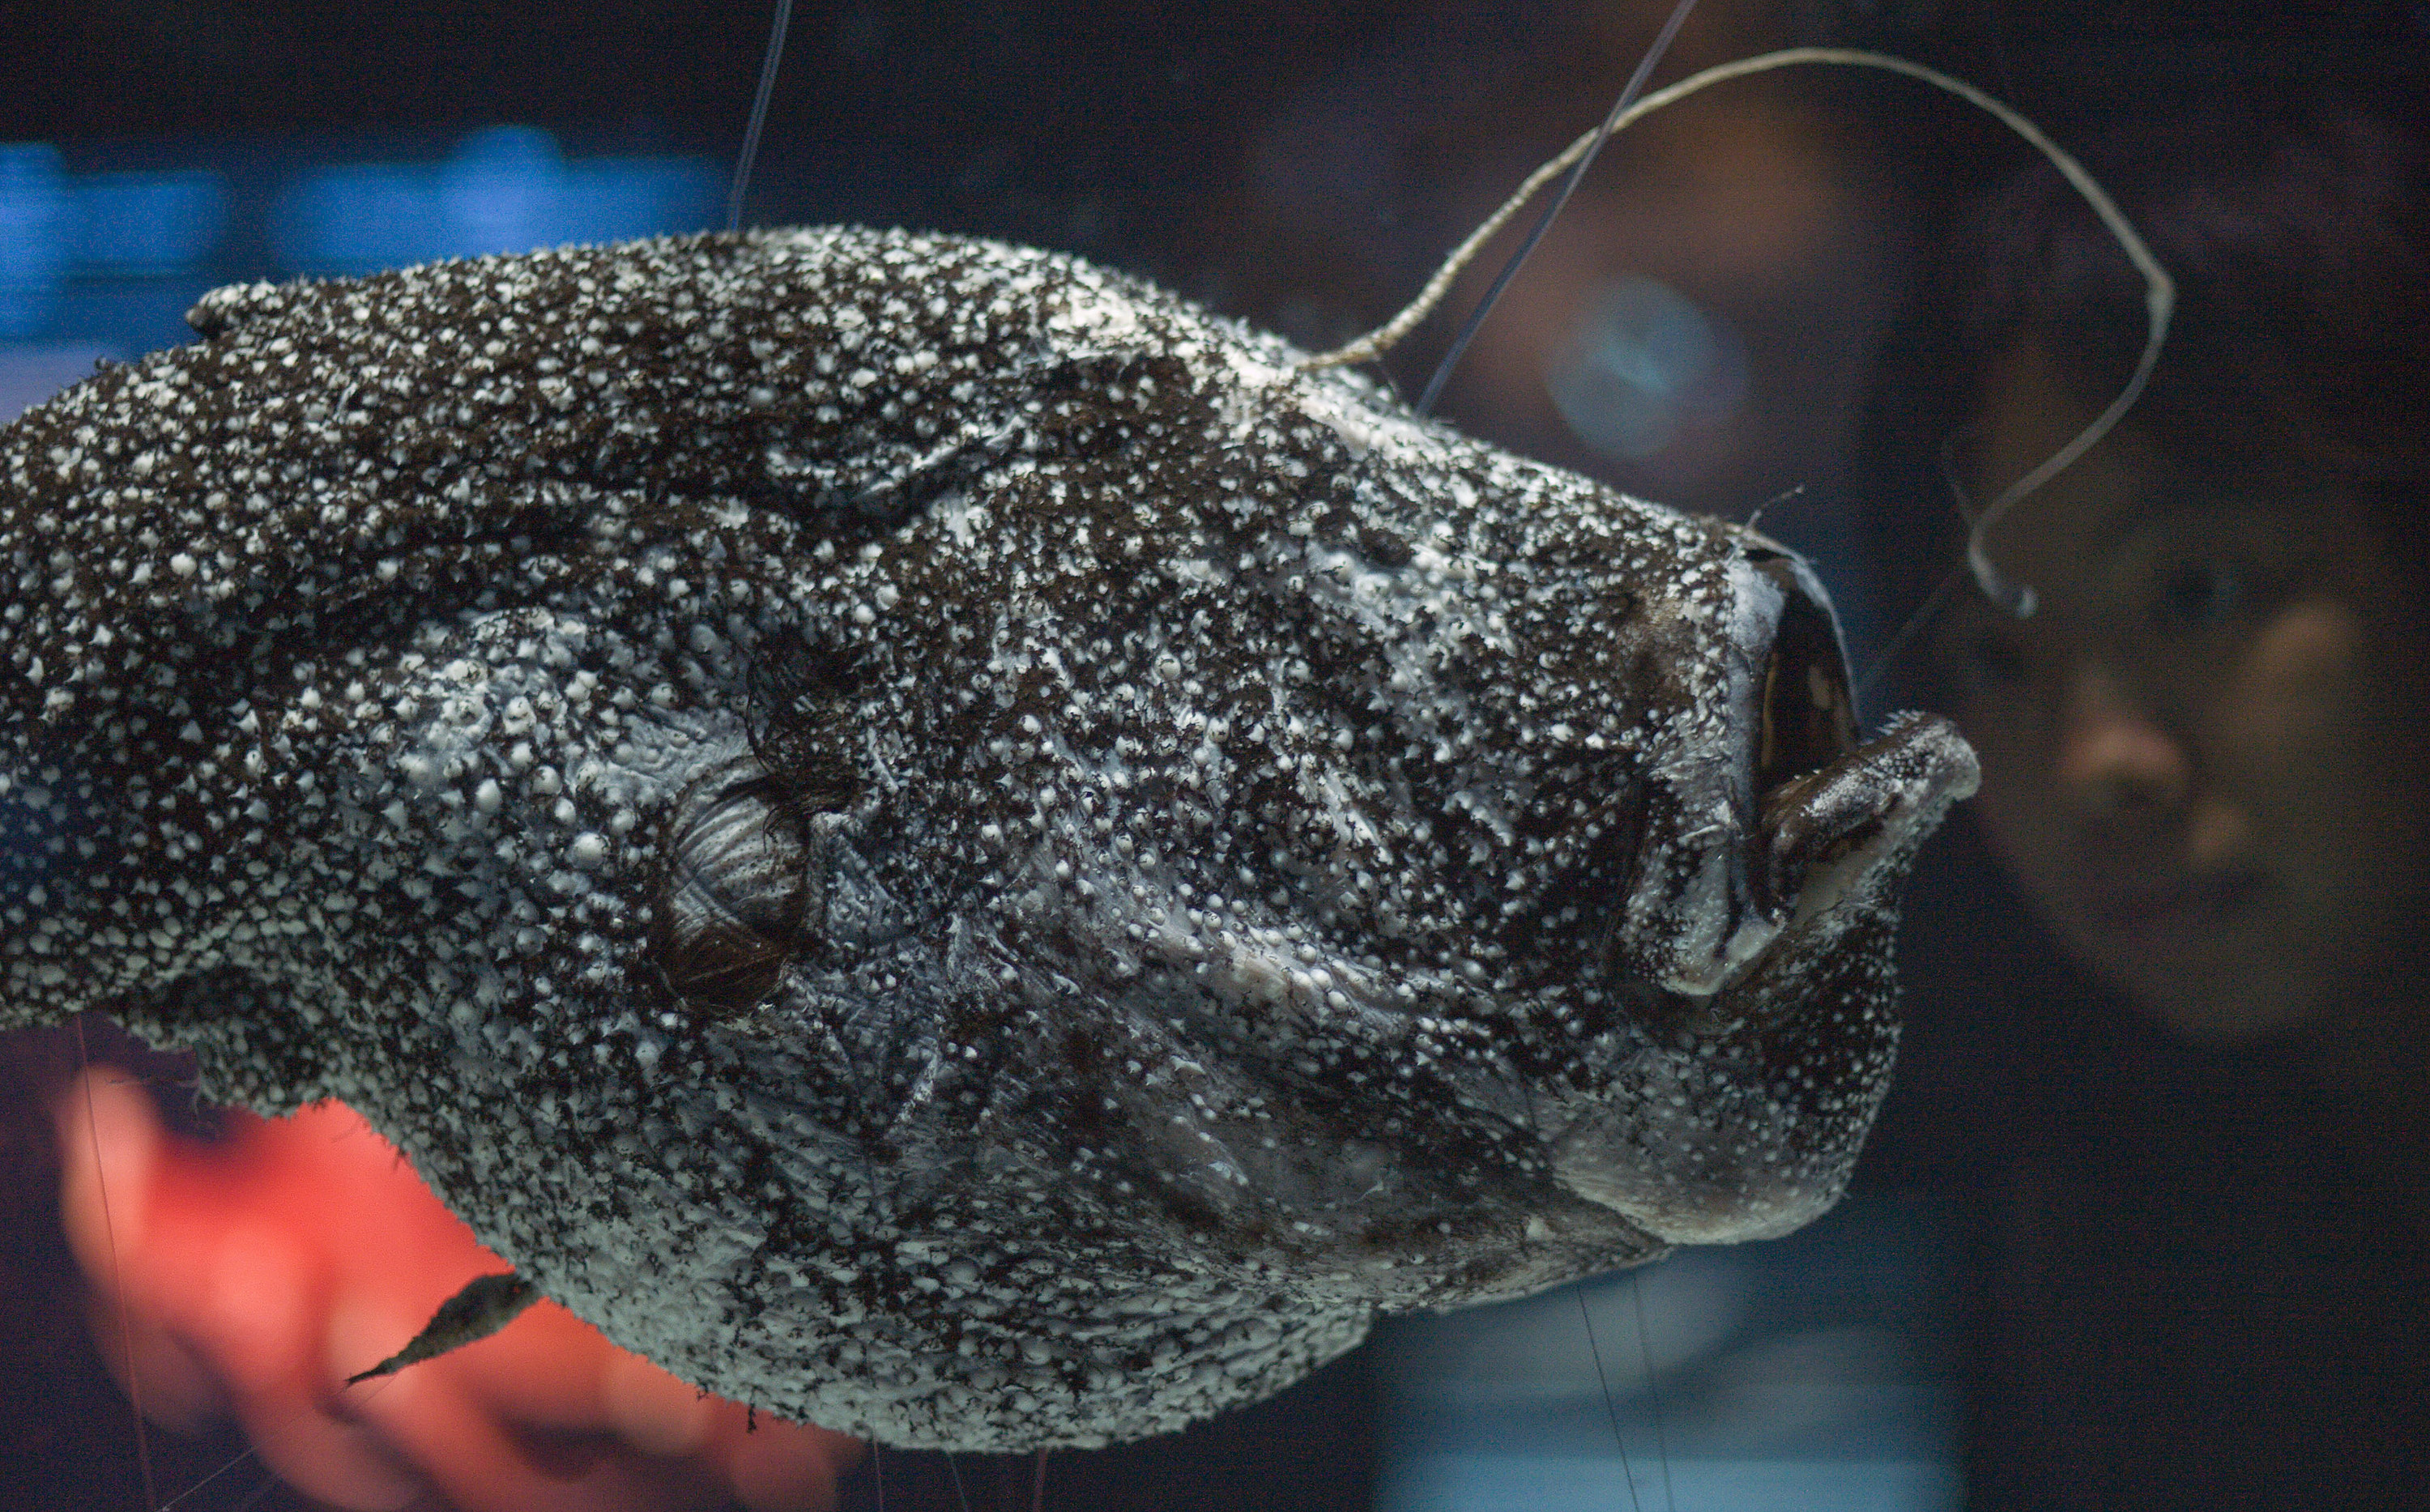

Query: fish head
0;228;1976;1446
827;364;1981;1284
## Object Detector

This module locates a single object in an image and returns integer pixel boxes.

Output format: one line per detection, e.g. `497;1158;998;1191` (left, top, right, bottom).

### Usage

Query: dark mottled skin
0;229;1975;1448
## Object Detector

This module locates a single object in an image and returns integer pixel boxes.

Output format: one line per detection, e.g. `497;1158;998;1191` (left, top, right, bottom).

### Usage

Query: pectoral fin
344;1271;542;1385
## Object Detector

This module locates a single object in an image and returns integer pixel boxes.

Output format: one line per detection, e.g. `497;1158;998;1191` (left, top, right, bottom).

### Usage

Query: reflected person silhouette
1917;107;2430;1104
1865;103;2430;1510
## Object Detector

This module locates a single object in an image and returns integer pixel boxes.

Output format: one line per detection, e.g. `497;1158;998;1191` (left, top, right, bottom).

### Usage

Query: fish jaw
1549;703;1978;1244
1538;527;1979;1246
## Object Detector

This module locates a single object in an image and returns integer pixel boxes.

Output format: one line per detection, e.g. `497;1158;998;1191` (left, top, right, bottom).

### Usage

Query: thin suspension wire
1856;560;1967;699
228;1468;283;1512
1031;1448;1049;1512
1302;46;2172;619
726;0;797;232
1413;0;1701;418
1575;1283;1644;1512
157;1446;261;1512
1629;1272;1677;1512
78;1020;159;1512
152;1340;412;1508
944;1450;972;1512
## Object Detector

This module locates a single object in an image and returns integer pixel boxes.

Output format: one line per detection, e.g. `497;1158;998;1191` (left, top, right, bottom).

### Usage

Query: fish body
0;228;1974;1448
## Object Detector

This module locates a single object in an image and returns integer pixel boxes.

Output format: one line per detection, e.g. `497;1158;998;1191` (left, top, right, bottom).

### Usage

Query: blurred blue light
274;163;441;275
433;126;568;262
0;143;73;340
274;128;720;275
1545;275;1749;463
556;155;734;248
72;168;232;274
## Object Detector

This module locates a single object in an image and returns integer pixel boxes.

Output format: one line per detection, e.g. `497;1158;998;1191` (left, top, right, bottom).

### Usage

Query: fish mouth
1618;547;1978;999
1746;550;1862;811
1545;551;1976;1245
1739;550;1977;952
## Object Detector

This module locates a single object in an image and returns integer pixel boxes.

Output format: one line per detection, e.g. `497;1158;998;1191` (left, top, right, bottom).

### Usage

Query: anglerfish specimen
0;228;1976;1449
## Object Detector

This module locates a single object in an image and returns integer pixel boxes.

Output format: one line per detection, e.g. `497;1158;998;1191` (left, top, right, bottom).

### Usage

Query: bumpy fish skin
0;228;1973;1449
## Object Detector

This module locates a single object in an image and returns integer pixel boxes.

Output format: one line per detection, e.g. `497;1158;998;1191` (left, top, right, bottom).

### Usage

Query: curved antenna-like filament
1302;46;2176;618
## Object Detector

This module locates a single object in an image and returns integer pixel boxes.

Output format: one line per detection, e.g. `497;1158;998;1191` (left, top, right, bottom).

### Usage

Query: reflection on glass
1545;275;1748;463
273;128;721;275
1379;1195;1956;1512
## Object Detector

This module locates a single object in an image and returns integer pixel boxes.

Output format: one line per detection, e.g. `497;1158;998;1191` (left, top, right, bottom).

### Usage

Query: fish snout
1608;547;1978;999
1546;554;1977;1245
1736;549;1978;939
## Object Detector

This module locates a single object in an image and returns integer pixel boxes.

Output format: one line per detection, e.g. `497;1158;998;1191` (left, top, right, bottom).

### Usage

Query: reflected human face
1933;347;2430;1079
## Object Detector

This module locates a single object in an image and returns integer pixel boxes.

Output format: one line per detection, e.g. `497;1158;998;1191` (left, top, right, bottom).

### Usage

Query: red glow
55;1067;863;1510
